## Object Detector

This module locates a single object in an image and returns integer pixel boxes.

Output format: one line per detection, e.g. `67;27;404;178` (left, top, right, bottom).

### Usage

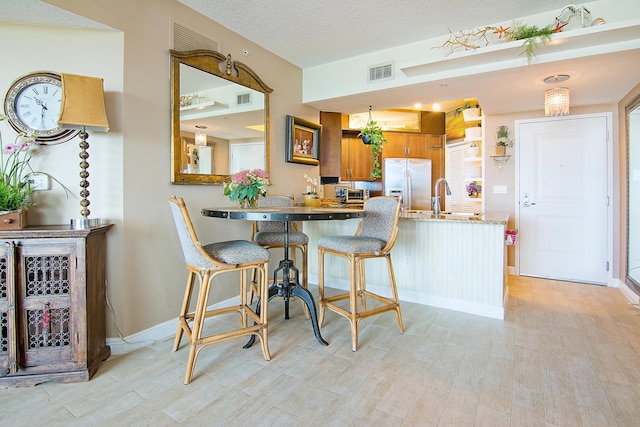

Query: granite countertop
400;211;509;225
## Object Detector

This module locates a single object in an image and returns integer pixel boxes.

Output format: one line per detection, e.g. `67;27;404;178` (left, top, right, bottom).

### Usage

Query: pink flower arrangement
223;168;270;203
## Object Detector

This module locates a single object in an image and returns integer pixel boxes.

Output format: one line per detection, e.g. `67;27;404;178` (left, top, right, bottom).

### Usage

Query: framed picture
286;115;321;165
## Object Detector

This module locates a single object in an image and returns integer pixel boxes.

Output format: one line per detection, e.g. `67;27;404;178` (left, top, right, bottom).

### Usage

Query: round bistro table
201;206;365;346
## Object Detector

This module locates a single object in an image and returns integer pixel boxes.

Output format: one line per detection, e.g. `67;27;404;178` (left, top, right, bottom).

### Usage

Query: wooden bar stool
317;196;404;351
168;196;271;384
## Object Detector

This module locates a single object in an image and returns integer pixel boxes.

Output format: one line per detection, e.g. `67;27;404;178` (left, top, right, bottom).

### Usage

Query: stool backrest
255;195;293;232
358;197;401;245
169;196;211;268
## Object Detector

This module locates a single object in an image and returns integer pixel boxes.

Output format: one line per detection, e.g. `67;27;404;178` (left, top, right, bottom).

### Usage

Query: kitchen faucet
433;178;451;216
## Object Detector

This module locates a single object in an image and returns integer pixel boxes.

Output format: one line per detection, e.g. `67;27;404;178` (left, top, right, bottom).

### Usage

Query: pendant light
544;74;570;117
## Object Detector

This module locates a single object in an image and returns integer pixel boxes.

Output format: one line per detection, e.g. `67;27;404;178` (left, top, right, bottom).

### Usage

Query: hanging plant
357;106;387;179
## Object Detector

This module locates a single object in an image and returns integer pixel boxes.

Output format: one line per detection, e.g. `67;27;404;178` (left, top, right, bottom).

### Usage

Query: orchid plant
304;174;318;194
0;114;68;212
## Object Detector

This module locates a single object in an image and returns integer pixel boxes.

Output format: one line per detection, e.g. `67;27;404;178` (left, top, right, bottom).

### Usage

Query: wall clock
3;71;78;144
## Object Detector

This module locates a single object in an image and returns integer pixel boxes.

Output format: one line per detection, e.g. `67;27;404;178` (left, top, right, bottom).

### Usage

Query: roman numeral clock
3;71;78;144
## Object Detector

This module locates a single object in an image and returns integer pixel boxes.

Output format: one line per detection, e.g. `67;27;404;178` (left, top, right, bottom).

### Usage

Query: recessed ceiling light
195;125;208;129
432;103;441;111
543;74;570;84
414;103;422;109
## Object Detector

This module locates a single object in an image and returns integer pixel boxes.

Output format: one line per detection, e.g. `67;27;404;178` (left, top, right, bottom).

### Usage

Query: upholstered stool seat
317;235;385;254
253;230;308;246
169;196;271;384
202;240;271;264
318;196;404;351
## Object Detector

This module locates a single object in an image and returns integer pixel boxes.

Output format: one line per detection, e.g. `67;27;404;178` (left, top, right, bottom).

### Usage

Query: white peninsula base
304;212;509;319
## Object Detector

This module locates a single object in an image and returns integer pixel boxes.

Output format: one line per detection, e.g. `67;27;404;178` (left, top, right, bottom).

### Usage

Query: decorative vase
496;145;506;155
468;191;479;198
0;208;27;230
303;194;321;208
239;198;258;209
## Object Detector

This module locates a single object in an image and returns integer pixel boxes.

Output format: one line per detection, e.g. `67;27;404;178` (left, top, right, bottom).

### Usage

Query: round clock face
3;72;78;144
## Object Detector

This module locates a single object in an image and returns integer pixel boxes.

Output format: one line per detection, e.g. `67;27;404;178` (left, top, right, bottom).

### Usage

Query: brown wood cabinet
0;225;112;386
383;132;430;159
341;134;374;181
319;111;342;178
382;132;445;190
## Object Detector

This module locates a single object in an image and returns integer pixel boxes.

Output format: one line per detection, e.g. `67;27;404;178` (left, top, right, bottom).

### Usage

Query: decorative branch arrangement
435;26;499;55
435;13;584;64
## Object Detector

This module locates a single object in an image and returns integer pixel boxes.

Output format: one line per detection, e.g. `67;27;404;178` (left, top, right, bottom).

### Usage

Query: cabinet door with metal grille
0;242;17;376
16;239;80;373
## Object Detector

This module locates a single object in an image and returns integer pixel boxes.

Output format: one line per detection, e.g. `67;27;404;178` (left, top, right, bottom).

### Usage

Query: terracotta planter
0;208;27;230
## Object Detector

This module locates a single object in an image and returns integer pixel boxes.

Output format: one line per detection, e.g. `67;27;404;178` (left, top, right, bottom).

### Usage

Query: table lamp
57;73;110;229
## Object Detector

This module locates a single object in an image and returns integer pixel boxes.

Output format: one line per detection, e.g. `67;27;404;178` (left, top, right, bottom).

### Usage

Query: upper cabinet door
406;134;429;158
382;132;429;159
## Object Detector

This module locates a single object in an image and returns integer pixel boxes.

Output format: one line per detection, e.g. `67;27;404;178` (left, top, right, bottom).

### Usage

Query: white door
230;142;265;174
517;115;610;284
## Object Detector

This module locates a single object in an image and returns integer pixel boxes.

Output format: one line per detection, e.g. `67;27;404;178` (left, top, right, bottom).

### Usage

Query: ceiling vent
368;63;394;83
237;92;251;106
173;22;219;52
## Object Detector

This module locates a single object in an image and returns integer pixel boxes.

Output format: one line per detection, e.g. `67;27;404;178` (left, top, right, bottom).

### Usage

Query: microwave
346;189;368;204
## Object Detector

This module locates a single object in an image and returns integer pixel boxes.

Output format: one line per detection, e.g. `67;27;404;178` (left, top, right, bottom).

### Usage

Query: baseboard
308;274;505;320
616;278;640;305
107;295;240;355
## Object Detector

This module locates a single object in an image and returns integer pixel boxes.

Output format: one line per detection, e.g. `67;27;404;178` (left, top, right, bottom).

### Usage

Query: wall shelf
400;19;640;78
490;155;511;172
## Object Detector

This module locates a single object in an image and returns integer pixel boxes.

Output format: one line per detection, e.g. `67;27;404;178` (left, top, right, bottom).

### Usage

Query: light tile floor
1;275;640;426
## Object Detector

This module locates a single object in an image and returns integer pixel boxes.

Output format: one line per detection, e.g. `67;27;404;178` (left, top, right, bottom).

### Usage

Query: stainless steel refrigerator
383;158;432;210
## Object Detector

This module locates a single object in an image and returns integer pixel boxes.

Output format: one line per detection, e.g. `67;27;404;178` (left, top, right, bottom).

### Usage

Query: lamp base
70;217;101;229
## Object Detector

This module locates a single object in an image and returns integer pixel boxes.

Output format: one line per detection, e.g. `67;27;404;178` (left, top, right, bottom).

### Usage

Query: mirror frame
170;49;272;185
625;93;640;293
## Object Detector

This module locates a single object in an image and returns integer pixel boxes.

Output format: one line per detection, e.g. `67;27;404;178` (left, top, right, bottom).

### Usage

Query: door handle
522;193;536;207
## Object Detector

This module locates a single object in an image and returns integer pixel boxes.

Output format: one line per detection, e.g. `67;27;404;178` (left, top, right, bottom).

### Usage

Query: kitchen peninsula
304;211;509;319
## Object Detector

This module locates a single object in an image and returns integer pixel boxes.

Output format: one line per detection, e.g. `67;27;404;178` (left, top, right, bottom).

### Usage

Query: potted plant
505;21;554;64
466;181;482;198
495;125;511;155
0;116;69;229
358;118;387;179
461;102;481;122
303;173;321;207
223;168;270;208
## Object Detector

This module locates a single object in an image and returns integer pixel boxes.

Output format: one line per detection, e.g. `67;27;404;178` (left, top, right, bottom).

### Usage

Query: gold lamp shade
57;73;110;229
58;73;110;131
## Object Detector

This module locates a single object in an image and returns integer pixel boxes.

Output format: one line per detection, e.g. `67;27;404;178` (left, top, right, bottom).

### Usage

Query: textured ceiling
2;1;638;116
178;0;569;68
0;0;112;31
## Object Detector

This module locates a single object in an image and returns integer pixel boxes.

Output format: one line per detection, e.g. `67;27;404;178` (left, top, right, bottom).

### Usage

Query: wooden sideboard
0;224;112;386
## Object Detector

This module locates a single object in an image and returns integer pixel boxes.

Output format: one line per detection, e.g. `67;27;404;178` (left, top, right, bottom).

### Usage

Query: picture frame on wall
285;115;321;165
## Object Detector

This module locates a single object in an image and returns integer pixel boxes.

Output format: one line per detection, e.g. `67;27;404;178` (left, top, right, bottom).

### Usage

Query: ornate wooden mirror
170;49;272;185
